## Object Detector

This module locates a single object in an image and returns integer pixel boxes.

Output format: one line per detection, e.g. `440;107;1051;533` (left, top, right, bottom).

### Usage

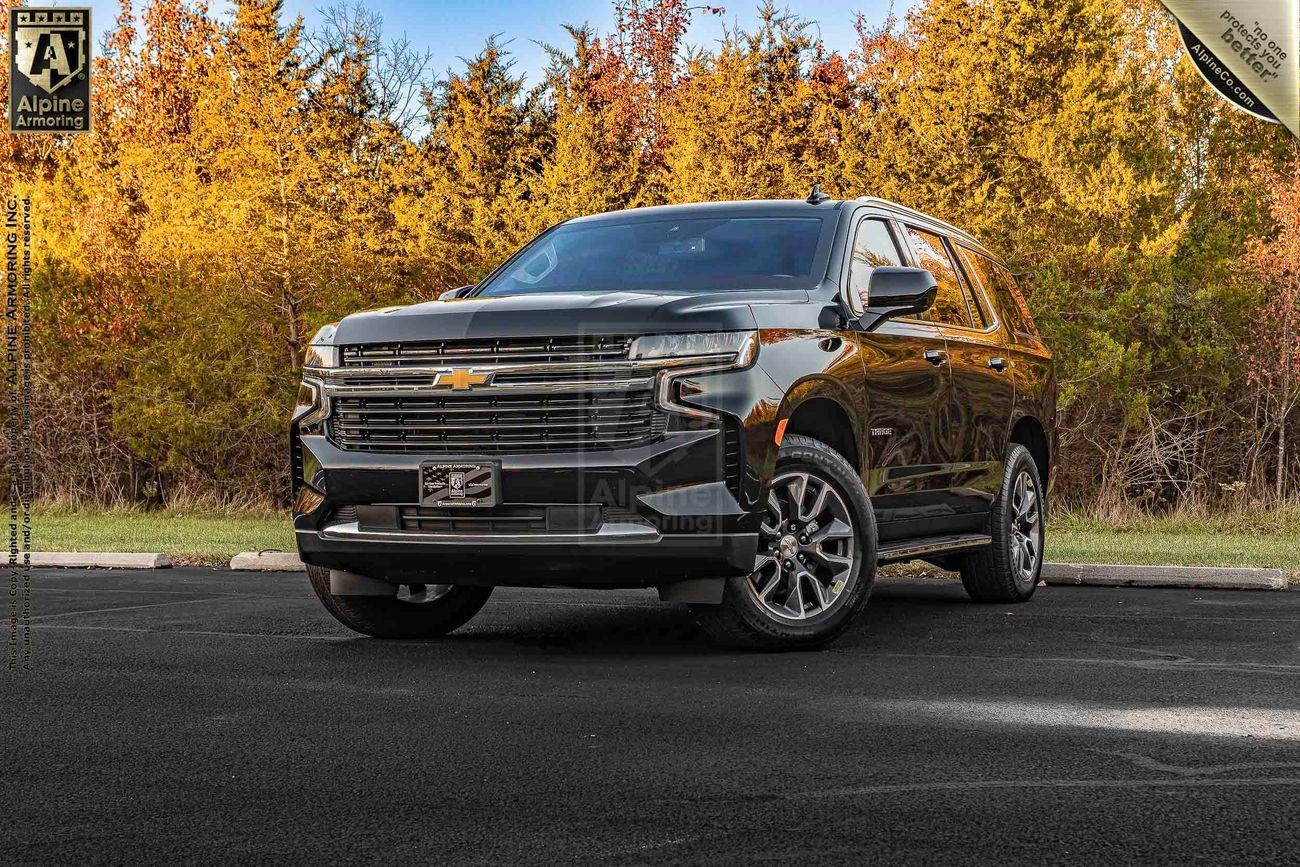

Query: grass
32;509;294;565
25;507;1300;577
1048;516;1298;572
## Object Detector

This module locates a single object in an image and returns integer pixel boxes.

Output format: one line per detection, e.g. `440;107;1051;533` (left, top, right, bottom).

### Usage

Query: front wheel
959;444;1044;602
693;434;878;650
307;565;493;638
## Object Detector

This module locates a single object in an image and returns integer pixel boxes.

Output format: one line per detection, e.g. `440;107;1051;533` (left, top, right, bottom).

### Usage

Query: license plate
420;462;499;507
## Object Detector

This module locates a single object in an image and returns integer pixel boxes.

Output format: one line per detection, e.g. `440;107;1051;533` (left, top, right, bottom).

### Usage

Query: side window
903;226;973;328
993;263;1039;337
847;218;904;312
954;247;997;328
959;246;1038;337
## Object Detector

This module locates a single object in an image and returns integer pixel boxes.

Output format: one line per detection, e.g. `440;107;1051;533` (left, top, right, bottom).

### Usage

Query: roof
564;199;848;224
855;197;988;253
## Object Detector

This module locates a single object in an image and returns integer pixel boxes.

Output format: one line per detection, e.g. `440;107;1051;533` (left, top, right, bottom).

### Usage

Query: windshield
475;216;829;297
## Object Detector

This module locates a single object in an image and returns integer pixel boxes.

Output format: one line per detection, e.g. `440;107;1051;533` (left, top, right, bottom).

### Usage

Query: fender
776;378;866;472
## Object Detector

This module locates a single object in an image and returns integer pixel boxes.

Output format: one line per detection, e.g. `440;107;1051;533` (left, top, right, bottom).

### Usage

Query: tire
693;434;878;650
307;565;493;638
959;444;1044;603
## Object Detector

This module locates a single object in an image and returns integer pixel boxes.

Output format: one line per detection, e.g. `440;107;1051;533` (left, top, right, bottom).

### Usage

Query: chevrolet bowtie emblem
437;369;490;390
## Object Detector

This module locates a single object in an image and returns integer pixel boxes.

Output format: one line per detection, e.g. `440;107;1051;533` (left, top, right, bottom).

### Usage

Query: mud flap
658;577;726;605
330;569;397;596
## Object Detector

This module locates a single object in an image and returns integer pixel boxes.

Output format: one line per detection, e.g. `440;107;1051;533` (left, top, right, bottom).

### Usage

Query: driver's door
842;214;954;542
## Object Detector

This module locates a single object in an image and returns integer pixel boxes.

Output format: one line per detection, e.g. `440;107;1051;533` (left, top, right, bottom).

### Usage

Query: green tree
394;41;547;289
528;25;642;230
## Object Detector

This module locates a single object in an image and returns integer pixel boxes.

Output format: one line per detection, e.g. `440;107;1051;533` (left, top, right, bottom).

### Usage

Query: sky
72;0;911;86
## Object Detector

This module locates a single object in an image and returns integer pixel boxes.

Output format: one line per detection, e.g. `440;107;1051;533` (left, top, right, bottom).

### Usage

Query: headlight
630;330;758;366
293;378;330;434
632;331;759;419
303;323;339;369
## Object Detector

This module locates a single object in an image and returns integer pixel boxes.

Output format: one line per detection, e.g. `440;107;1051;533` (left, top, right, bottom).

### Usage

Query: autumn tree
5;0;1296;510
528;25;643;230
660;5;843;202
1244;156;1300;499
596;0;701;171
393;40;547;289
840;0;1291;507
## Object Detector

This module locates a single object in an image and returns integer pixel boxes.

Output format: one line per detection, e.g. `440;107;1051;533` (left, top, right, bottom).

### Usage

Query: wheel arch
1009;415;1050;487
780;384;862;473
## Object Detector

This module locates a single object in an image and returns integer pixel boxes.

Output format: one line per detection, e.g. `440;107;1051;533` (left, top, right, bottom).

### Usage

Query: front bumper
292;430;763;587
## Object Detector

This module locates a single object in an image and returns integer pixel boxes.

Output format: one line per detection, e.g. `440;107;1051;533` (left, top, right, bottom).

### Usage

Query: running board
877;533;991;565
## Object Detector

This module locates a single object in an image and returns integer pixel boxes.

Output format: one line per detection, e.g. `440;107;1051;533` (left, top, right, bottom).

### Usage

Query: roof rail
854;196;985;251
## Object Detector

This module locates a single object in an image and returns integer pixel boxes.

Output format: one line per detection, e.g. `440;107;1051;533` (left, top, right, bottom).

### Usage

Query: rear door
956;244;1055;451
842;213;954;541
899;225;1014;518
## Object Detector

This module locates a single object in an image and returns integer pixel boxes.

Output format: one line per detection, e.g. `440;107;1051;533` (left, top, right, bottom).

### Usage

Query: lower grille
289;428;304;496
723;423;744;499
395;505;644;534
400;505;551;534
330;390;667;454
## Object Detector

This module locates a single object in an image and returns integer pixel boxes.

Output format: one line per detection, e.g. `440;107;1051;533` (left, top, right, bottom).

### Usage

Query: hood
332;289;805;345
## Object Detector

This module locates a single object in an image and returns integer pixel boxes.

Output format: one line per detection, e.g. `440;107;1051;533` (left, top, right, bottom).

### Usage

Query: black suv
290;195;1055;649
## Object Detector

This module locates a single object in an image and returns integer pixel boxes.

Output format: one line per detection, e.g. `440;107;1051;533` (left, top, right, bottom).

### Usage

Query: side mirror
439;285;475;300
858;267;938;331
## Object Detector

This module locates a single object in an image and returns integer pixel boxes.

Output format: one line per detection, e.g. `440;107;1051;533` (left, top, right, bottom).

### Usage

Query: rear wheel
959;444;1044;602
694;434;877;650
307;565;493;638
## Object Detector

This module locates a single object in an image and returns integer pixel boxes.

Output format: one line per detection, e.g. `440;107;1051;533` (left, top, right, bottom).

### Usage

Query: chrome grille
329;390;667;453
324;335;672;454
341;335;633;367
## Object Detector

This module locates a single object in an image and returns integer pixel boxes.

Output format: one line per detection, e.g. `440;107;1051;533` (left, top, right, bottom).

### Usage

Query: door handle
987;356;1008;371
923;349;948;366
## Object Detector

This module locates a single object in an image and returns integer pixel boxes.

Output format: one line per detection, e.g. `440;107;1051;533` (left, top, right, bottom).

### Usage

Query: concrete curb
220;553;1289;589
229;551;306;572
22;552;172;569
1041;562;1286;591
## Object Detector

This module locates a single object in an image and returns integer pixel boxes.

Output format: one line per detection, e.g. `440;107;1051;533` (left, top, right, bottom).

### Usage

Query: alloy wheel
747;471;858;621
1009;469;1042;584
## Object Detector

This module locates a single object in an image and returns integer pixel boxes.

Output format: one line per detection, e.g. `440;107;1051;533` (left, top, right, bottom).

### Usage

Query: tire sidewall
307;565;492;638
721;434;878;646
1003;445;1045;594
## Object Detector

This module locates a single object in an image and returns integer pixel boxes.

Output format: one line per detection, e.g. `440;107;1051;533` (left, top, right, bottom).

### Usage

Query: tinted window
903;226;972;327
847;218;903;311
958;246;1038;337
954;254;992;327
477;217;827;297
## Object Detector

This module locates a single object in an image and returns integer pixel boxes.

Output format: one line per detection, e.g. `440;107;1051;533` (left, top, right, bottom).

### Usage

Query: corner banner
1162;1;1299;136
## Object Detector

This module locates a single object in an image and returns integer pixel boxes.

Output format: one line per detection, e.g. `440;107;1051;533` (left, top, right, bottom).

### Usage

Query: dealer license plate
419;462;499;507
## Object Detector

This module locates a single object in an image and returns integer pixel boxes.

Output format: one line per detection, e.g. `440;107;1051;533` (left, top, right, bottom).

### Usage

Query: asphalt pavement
4;568;1299;864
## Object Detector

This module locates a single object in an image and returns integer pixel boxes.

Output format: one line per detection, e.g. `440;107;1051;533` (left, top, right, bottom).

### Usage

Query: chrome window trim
896;223;982;331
